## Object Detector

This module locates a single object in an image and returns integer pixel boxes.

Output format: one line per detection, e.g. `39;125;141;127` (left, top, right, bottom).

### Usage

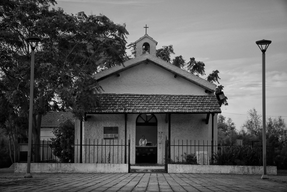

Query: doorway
135;114;157;164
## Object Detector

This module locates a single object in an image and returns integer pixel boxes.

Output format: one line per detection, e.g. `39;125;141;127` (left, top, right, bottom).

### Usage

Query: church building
74;28;221;165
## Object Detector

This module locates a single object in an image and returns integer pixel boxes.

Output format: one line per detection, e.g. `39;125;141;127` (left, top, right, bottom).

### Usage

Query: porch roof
88;94;221;114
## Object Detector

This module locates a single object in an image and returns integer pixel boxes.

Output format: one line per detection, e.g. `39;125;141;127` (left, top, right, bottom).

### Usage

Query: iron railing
20;139;130;164
166;139;218;165
74;139;128;164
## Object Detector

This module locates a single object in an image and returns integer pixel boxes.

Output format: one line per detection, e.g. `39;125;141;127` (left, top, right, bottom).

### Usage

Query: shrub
0;138;12;168
212;146;262;166
50;120;74;163
274;144;287;169
182;153;197;164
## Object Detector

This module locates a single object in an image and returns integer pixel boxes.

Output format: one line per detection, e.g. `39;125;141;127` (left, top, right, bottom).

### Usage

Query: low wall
168;164;277;175
14;163;128;173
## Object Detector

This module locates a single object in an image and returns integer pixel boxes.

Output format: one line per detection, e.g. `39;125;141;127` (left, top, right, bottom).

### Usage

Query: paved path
0;173;286;192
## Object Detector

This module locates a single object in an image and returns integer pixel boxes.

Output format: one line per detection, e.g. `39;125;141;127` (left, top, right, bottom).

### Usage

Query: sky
55;0;287;130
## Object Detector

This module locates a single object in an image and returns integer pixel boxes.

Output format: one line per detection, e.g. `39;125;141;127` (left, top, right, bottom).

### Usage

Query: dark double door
136;114;157;164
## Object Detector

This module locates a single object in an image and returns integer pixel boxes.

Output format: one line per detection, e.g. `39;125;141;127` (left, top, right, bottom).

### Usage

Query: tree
50;120;74;162
218;115;237;145
0;0;128;161
207;70;220;84
186;57;206;76
156;45;174;63
155;44;228;105
266;116;287;168
242;109;262;136
172;55;185;68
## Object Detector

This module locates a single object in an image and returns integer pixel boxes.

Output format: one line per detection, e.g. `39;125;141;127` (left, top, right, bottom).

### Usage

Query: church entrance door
135;114;157;164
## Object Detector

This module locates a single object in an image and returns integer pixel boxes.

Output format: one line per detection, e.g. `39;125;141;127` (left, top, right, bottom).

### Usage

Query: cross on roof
144;24;149;35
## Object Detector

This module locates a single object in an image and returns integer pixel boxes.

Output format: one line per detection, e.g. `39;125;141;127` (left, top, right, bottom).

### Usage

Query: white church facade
74;32;221;165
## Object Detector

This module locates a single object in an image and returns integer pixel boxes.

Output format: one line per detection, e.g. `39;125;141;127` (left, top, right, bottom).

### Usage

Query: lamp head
256;39;272;53
216;91;226;101
26;36;41;50
216;91;227;106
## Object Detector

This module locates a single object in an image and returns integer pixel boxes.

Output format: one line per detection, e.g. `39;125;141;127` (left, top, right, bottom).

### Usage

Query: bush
274;144;287;169
50;120;74;163
212;146;262;166
0;138;12;168
182;153;197;164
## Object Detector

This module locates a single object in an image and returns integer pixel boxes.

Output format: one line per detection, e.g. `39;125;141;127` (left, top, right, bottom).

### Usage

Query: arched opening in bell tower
142;42;150;54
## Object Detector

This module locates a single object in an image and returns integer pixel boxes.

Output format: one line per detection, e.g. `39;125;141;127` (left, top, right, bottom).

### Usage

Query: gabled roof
88;93;221;114
95;54;216;92
133;34;158;45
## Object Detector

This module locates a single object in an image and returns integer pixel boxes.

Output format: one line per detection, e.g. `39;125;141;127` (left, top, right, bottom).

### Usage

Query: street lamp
256;39;271;179
24;36;41;178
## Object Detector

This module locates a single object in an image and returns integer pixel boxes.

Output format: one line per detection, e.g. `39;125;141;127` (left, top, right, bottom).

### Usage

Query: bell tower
134;25;158;57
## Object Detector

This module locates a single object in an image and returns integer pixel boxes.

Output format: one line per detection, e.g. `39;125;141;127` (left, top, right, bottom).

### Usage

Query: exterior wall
40;128;55;140
169;114;218;164
171;114;210;141
98;61;206;95
82;114;125;164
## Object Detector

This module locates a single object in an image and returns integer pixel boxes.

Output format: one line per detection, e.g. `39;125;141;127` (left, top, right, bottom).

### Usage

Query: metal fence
74;139;129;164
166;139;218;165
166;139;266;166
20;139;129;164
18;140;57;162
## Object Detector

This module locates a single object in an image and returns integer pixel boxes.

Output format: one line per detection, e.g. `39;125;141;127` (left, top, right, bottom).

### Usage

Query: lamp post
256;39;271;179
24;37;41;178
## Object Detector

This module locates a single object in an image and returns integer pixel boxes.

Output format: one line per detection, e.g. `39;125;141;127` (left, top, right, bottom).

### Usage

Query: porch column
168;113;171;160
124;114;127;163
211;113;214;164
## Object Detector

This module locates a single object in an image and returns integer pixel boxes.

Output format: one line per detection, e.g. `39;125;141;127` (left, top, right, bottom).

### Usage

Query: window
103;127;118;139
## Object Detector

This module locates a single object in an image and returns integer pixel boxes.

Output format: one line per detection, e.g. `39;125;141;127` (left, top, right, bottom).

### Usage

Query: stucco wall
98;61;206;95
83;114;125;164
170;114;217;164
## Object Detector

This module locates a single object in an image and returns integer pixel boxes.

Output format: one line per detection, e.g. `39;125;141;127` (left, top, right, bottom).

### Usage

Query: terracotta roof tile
89;94;221;114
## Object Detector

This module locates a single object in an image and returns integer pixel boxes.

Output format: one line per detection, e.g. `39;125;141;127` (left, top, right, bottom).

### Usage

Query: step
130;165;166;173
